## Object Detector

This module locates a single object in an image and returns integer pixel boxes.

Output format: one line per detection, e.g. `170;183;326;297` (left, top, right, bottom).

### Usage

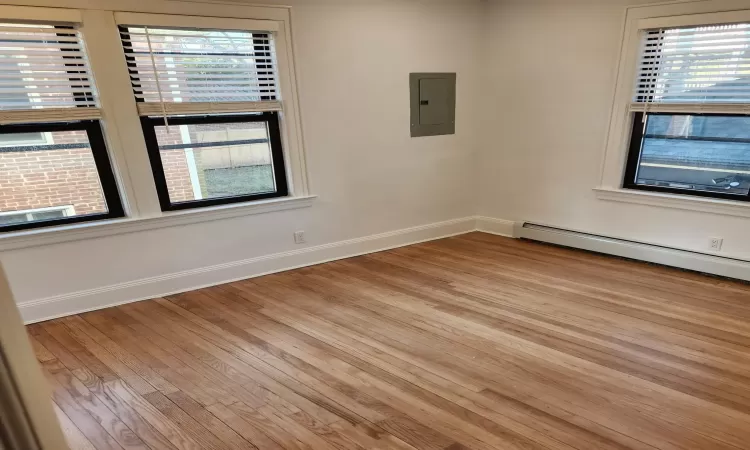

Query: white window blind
0;22;99;124
119;25;281;116
633;23;750;114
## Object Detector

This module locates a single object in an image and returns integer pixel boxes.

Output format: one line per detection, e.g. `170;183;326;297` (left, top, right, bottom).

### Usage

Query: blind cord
144;26;169;131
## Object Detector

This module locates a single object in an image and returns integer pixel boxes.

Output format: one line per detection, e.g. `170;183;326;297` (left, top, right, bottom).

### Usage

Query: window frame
598;1;750;214
113;13;304;214
623;111;750;202
0;120;124;232
140;112;289;211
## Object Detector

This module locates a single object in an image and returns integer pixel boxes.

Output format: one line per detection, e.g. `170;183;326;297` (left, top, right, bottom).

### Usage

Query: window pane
153;121;277;204
0;129;110;227
634;114;750;196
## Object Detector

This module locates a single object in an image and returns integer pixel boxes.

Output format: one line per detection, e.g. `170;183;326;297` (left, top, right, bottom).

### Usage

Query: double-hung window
625;23;750;201
117;16;288;211
0;20;123;232
0;5;306;235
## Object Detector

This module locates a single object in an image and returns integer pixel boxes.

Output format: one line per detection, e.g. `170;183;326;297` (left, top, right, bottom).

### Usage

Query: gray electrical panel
410;73;456;137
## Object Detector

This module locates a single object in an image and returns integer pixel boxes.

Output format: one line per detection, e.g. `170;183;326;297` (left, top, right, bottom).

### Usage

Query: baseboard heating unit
514;222;750;282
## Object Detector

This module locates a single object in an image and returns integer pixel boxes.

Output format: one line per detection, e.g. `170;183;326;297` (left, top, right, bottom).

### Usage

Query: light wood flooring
27;232;750;450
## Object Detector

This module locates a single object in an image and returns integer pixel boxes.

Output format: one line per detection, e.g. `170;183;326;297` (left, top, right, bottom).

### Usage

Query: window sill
0;195;316;252
594;187;750;218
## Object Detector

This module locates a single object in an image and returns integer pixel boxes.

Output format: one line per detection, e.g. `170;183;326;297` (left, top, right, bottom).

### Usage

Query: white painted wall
0;0;483;308
478;0;750;261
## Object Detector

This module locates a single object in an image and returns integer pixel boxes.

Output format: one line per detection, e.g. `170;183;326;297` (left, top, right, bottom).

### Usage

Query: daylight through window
625;23;750;201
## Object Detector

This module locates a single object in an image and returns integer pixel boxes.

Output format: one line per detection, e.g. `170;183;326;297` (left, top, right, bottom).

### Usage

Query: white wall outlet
710;237;723;251
294;231;306;244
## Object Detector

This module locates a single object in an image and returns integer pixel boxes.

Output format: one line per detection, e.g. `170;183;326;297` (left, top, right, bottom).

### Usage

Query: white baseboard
19;217;478;324
20;213;750;324
518;222;750;283
475;216;516;237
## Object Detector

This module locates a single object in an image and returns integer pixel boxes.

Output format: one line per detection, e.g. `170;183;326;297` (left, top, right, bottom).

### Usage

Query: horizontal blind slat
0;43;83;50
131;74;270;81
134;93;274;100
634;23;750;105
0;22;98;112
136;100;281;116
0;107;101;124
629;102;750;114
0;26;78;34
133;84;273;91
120;24;279;107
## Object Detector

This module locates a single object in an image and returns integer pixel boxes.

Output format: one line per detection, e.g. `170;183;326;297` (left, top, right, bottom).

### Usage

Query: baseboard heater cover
516;222;750;282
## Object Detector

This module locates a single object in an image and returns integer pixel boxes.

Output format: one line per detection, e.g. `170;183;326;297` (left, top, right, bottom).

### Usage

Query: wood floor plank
43;320;155;395
340;256;750;436
63;315;179;395
169;292;504;449
322;259;747;449
53;402;98;450
142;391;230;450
165;391;256;450
244;285;627;450
41;359;148;450
81;309;222;408
369;248;750;412
205;403;278;450
30;232;750;449
256;268;680;446
123;298;352;425
42;360;126;450
71;368;180;450
226;402;312;450
103;379;204;450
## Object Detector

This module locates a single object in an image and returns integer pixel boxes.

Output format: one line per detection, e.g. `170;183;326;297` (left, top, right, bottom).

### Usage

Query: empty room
1;0;750;449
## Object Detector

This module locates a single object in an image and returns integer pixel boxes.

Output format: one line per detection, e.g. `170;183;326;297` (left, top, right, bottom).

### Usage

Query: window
0;5;308;237
118;23;289;211
624;23;750;201
0;22;123;232
140;113;287;210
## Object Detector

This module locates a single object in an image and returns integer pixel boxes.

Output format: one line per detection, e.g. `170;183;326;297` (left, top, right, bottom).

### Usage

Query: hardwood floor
27;232;750;450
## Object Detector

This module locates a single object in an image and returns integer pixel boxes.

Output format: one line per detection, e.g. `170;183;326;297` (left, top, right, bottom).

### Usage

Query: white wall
478;0;750;261
0;0;483;312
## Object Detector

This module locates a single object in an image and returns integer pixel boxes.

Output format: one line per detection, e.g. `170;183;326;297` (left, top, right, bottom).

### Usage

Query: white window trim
597;0;750;217
0;0;313;247
0;195;316;251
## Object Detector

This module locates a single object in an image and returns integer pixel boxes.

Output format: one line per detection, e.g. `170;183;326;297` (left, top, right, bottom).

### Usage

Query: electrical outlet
294;231;306;244
710;237;723;251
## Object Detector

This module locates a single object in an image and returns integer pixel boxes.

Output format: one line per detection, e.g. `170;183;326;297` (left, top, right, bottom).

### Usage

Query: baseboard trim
475;216;516;237
518;222;750;283
19;217;478;324
22;214;749;323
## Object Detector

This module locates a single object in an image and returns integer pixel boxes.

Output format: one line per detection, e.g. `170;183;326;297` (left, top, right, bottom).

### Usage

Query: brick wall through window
0;130;107;216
